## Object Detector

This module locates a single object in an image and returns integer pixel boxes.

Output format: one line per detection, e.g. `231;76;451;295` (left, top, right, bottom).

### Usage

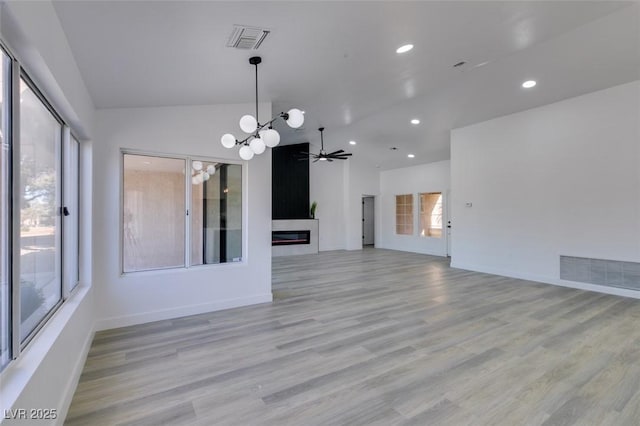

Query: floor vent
560;256;640;290
227;25;270;50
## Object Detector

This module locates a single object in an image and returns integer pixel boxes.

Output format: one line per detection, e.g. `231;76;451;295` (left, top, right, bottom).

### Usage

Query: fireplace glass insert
272;230;311;246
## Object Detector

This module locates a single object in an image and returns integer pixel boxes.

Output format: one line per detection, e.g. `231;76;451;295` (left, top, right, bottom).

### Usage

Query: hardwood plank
66;248;640;425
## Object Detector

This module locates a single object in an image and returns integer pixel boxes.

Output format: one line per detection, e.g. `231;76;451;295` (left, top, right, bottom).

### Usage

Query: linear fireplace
272;219;319;256
272;230;311;246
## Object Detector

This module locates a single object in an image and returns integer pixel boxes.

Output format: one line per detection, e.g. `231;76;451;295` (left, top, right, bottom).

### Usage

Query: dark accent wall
272;142;310;219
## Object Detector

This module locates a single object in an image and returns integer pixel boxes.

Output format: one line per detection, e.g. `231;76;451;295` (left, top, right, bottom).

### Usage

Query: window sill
119;259;248;278
0;283;93;419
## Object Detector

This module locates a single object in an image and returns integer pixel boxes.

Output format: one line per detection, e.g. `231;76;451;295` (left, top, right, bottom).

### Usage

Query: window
123;154;186;272
420;192;443;238
0;45;82;371
395;194;413;235
122;153;242;273
64;135;80;290
0;49;9;369
18;77;63;341
191;161;242;265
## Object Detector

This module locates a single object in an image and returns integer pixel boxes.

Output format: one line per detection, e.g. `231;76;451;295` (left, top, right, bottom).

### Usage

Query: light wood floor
66;249;640;425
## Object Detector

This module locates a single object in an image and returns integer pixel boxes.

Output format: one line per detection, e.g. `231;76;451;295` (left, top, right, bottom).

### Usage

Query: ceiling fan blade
313;158;320;163
327;150;344;156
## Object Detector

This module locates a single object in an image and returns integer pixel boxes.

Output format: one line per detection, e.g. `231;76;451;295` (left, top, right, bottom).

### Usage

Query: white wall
310;160;345;251
344;157;380;250
309;156;379;251
0;2;95;424
93;103;273;330
2;1;95;138
451;81;640;295
378;161;450;256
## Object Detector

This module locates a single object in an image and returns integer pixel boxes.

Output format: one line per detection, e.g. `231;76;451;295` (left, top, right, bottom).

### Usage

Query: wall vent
560;255;640;290
227;25;270;50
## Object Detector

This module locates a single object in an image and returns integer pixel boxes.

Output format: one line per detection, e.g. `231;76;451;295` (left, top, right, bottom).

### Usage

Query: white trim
450;261;640;299
94;293;273;331
0;284;93;419
375;246;448;257
55;324;94;426
120;149;246;274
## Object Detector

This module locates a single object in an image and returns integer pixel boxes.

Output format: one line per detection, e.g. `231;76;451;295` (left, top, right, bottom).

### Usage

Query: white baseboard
56;326;95;426
319;245;346;252
450;261;640;299
94;293;274;331
376;244;447;257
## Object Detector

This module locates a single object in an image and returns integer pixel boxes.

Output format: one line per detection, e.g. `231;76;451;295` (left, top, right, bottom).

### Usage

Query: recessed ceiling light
410;119;420;125
407;154;415;158
522;80;537;89
349;140;357;145
396;44;414;54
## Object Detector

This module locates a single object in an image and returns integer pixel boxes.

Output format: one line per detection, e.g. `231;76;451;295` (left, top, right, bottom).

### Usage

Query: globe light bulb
260;128;281;148
239;145;254;160
192;161;203;171
221;133;236;149
250;137;266;154
202;172;210;181
396;44;414;54
239;115;258;133
206;164;216;175
286;108;304;128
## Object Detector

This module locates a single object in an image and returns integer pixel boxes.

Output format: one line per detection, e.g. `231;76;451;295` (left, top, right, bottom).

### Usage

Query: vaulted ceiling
53;1;640;169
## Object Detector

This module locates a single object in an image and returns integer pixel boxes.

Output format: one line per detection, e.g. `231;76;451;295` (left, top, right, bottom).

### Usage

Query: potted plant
310;201;317;219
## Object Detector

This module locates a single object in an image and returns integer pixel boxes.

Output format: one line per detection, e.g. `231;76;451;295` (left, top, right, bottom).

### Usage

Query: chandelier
191;160;216;185
220;56;305;160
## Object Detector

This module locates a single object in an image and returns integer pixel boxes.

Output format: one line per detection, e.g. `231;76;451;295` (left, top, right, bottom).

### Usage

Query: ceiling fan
304;127;353;162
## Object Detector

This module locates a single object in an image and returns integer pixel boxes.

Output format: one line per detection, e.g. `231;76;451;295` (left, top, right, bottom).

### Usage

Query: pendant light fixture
221;56;305;160
191;161;216;185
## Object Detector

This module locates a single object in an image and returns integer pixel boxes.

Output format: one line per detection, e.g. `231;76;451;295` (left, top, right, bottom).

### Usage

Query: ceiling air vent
227;25;270;50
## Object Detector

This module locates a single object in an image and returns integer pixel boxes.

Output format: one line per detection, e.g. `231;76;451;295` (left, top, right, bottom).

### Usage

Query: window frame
0;39;82;370
419;192;444;239
63;131;81;294
120;149;246;275
189;159;244;267
0;46;12;370
395;194;414;236
15;70;66;349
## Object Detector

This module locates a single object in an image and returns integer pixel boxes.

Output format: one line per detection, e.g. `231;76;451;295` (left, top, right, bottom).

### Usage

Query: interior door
362;196;374;245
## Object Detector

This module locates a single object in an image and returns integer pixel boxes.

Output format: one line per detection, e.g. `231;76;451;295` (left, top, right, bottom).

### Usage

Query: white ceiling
53;1;640;169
